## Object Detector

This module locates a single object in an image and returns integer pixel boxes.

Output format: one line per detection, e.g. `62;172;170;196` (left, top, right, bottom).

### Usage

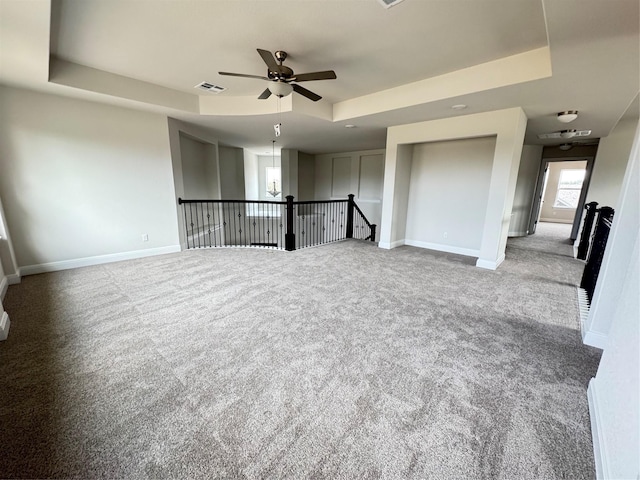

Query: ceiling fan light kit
219;48;337;102
557;110;579;123
559;143;573;151
268;81;293;98
560;129;578;139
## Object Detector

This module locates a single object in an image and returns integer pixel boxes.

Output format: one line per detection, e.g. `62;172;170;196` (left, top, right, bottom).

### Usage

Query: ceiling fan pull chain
274;96;282;137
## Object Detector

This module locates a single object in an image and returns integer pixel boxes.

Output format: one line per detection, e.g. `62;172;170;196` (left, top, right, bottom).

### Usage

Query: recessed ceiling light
557;110;578;123
451;104;467;110
345;124;356;128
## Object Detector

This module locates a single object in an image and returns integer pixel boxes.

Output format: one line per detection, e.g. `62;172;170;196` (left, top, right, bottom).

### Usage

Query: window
265;166;281;199
554;169;585;208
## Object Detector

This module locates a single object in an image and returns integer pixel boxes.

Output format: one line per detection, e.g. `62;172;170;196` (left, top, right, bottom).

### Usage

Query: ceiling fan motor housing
268;66;294;81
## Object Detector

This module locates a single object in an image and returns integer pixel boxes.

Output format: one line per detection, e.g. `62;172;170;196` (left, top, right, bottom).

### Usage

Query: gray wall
585;120;639;479
587;115;638;209
0;86;180;269
405;137;495;253
314;149;385;240
508;144;542;236
218;146;245;199
179;134;219;199
298;151;315;201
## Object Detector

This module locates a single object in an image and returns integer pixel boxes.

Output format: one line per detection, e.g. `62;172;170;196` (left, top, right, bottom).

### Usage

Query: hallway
507;222;575;257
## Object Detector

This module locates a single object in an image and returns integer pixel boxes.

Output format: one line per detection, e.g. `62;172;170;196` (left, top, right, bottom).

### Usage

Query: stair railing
580;206;614;303
178;194;376;251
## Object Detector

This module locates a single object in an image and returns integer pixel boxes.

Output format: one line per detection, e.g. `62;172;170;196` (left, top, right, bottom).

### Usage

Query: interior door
528;162;549;235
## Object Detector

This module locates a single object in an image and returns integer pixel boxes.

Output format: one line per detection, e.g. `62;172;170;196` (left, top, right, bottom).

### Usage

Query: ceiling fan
219;49;337;102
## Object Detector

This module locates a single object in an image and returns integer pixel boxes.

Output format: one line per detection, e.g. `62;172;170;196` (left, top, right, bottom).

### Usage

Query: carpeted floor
0;224;600;479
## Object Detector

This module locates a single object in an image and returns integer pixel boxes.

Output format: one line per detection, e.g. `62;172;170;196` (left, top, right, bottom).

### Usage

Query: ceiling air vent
537;130;592;139
194;82;226;94
377;0;405;8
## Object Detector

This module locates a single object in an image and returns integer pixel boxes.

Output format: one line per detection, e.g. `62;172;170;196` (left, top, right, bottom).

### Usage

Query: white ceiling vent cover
195;82;226;93
537;130;592;139
378;0;405;8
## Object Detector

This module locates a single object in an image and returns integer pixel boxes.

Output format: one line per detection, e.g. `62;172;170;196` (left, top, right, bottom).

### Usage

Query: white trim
583;328;608;350
0;276;7;301
378;239;405;250
19;245;181;276
7;273;21;285
476;253;506;270
508;231;527;237
0;312;10;341
588;379;609;480
405;239;480;258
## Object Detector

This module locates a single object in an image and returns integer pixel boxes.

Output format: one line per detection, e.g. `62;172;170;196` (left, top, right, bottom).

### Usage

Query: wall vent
377;0;405;8
194;82;226;93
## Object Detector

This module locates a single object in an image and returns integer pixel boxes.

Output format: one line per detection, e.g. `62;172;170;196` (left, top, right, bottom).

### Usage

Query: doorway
529;157;594;241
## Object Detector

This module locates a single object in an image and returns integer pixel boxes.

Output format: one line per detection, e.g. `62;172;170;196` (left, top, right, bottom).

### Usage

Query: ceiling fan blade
258;88;272;100
294;70;337;82
293;84;321;102
218;71;269;80
257;49;282;74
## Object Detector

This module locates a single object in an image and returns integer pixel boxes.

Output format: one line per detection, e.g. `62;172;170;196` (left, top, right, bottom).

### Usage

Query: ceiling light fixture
268;81;293;98
345;124;356;128
558;143;573;151
557;110;579;123
560;129;578;138
451;104;467;110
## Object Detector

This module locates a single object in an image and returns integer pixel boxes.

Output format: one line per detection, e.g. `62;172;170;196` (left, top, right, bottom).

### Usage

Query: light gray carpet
0;228;600;479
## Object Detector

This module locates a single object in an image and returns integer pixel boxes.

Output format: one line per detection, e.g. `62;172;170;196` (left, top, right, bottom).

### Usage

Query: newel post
285;195;296;251
346;194;355;239
577;201;599;260
580;206;614;301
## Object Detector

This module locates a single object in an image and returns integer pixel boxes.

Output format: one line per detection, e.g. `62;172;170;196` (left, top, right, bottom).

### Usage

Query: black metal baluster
205;202;211;247
577;202;599;260
200;202;206;246
322;204;326;245
188;203;195;248
212;202;218;247
182;201;190;249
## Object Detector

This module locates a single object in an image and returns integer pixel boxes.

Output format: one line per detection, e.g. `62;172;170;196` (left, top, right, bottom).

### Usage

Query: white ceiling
1;0;638;154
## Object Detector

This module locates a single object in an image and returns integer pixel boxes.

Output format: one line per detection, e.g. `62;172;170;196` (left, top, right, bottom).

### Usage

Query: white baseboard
7;273;21;285
476;253;506;270
0;276;7;301
0;311;10;341
404;239;480;258
583;328;608;350
588;379;608;479
508;231;527;237
378;239;405;250
18;245;181;277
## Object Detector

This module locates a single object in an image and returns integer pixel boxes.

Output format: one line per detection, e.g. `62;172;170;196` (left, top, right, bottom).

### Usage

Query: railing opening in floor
178;194;376;251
